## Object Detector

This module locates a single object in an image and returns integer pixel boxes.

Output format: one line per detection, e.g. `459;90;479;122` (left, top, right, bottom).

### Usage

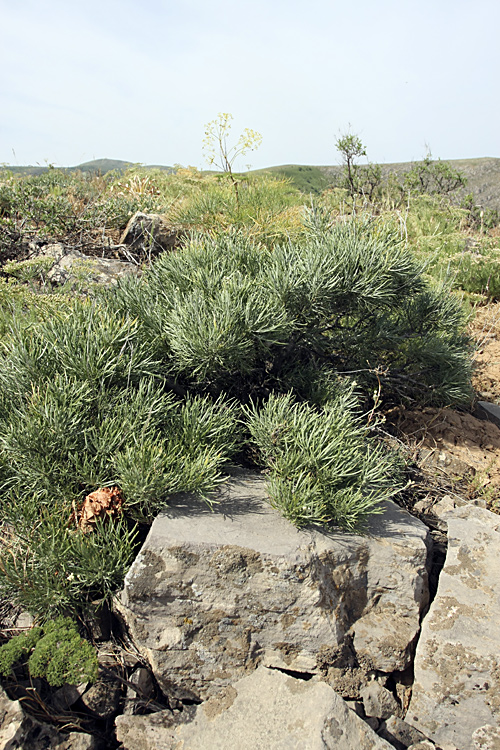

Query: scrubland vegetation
0;150;498;629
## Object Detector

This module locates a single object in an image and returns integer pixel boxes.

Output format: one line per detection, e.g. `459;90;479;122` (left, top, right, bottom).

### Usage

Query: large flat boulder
116;470;430;700
33;242;141;287
407;505;500;750
116;665;395;750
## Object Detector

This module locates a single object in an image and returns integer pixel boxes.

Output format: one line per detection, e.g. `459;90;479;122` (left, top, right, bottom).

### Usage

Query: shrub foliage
0;209;474;618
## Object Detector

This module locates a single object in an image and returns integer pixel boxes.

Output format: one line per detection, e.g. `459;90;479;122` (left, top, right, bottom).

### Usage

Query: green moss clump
0;617;98;687
0;627;43;677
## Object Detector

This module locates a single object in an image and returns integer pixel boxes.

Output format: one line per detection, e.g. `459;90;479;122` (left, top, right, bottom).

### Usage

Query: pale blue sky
1;0;498;169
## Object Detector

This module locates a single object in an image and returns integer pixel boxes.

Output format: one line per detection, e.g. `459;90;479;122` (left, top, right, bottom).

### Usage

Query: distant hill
254;158;500;210
74;158;135;174
2;157;499;210
250;164;331;194
75;159;175;174
0;158;174;176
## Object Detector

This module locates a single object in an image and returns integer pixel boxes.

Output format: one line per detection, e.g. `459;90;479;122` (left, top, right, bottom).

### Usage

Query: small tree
336;132;366;197
203;112;262;207
335;131;382;201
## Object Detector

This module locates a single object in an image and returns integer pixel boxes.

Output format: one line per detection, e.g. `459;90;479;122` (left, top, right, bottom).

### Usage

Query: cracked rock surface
117;665;395;750
116;469;430;701
407;505;500;750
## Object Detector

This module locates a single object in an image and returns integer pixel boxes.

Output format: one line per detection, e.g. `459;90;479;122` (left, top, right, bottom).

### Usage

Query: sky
1;0;499;170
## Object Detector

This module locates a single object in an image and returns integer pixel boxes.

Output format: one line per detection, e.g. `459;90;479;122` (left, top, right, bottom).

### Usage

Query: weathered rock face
0;685;100;749
37;243;141;287
407;505;500;750
119;212;182;257
116;470;430;701
117;665;395;750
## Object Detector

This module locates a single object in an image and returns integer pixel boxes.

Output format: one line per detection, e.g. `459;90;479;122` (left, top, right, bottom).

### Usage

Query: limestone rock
0;685;99;748
360;680;399;719
407;506;500;750
51;682;87;713
378;715;428;749
115;706;196;750
48;251;140;287
123;666;155;715
59;734;102;750
80;672;121;718
119;212;181;256
116;470;430;701
474;400;500;428
117;666;395;750
31;242;141;287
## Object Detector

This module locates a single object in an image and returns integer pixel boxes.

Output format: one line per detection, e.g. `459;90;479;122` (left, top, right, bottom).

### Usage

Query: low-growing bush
112;216;473;406
245;389;402;530
0;215;474;620
451;249;500;299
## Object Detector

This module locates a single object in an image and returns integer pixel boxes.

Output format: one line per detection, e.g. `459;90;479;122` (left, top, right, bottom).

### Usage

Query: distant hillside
0;158;174;176
75;158;135;174
75;159;175;174
2;157;499;210
318;157;500;211
250;165;331;194
254;158;500;210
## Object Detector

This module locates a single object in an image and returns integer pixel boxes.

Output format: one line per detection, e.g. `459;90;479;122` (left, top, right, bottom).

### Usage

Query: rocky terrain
1;224;500;749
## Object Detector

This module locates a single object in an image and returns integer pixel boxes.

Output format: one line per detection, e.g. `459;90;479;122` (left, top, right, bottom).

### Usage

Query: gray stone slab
474;400;500;428
116;470;430;700
117;666;395;750
407;505;500;750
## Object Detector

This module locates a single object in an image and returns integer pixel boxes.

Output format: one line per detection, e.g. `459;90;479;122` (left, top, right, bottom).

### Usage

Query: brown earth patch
391;302;500;513
469;302;500;403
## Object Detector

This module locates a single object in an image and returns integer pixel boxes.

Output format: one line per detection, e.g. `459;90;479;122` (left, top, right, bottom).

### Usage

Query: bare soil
391;301;500;512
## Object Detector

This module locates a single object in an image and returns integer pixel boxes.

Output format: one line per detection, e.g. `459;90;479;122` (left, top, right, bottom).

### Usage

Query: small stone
52;682;87;712
115;708;179;750
128;667;154;698
119;212;181;256
58;732;102;749
81;672;122;718
123;666;155;715
474;401;500;428
360;681;399;719
345;700;364;717
378;715;428;749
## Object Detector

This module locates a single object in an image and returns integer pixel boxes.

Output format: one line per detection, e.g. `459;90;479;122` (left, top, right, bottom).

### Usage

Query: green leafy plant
0;506;138;617
0;185;477;619
244;389;403;529
334;131;382;201
403;151;467;196
203;112;262;207
451;249;500;299
0;617;98;686
3;256;54;285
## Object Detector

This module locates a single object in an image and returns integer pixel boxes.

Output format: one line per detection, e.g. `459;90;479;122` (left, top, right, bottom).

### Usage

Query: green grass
251;164;331;194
